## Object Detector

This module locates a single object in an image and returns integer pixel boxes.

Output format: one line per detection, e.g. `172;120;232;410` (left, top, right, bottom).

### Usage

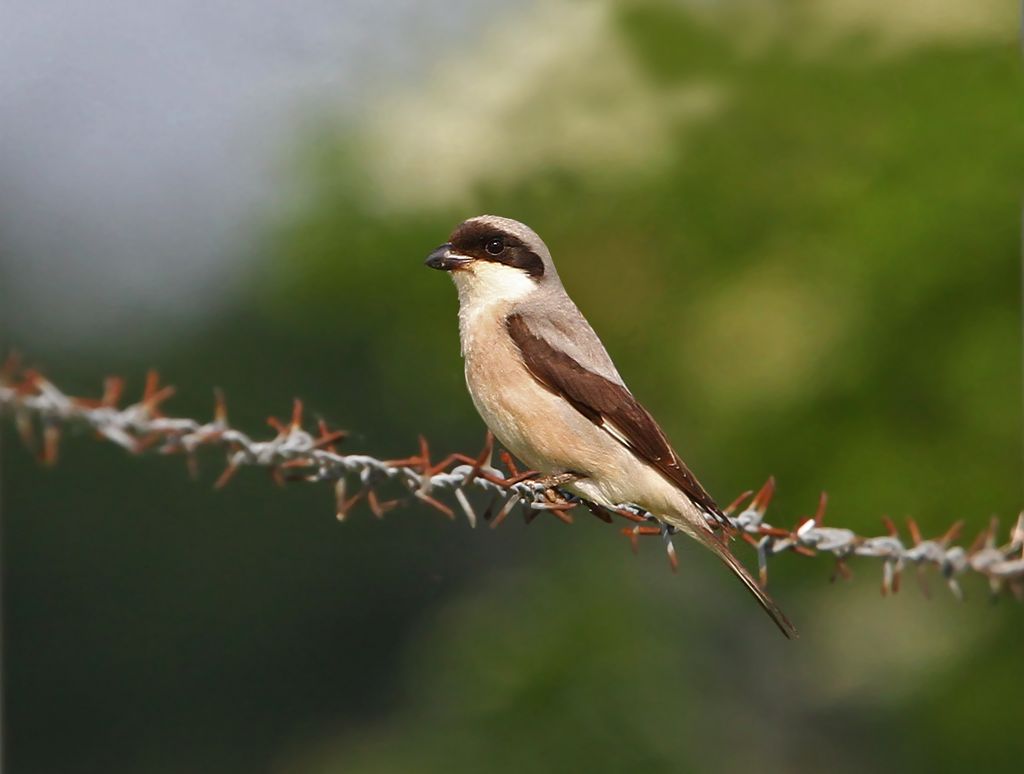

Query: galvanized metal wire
2;359;1022;599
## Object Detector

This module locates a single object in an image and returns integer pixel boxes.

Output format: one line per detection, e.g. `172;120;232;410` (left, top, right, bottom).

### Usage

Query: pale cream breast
461;306;576;473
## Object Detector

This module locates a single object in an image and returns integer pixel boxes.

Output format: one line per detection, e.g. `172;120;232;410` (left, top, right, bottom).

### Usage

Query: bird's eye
484;237;505;256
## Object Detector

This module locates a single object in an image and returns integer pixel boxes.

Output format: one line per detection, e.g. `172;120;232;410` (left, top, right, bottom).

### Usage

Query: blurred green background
2;1;1022;772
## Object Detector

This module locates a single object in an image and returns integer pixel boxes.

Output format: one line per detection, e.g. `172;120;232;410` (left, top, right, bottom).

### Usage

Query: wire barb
2;363;1023;599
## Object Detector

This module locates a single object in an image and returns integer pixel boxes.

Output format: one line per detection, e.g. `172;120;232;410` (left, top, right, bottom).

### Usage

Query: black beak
424;243;468;271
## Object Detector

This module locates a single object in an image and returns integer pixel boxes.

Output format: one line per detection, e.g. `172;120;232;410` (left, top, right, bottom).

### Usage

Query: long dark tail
696;529;798;639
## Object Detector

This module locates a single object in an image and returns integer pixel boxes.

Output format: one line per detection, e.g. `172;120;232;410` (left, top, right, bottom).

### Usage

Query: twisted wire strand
2;359;1022;599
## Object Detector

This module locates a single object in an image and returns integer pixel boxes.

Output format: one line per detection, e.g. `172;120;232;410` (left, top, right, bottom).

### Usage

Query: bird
424;215;797;638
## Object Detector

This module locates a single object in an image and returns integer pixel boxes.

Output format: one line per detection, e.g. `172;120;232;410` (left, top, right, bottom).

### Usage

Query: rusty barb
1;355;1022;600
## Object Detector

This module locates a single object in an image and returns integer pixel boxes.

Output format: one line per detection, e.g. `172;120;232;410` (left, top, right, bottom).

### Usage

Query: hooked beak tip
425;243;465;271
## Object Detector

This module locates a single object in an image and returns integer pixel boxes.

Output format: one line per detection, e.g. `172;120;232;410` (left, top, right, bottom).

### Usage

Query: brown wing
506;313;723;518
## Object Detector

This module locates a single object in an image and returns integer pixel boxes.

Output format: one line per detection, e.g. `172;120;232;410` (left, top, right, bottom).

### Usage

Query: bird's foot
530;471;583;490
522;472;584;525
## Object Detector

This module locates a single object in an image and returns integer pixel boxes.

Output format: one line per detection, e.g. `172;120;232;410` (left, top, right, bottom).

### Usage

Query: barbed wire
1;355;1022;601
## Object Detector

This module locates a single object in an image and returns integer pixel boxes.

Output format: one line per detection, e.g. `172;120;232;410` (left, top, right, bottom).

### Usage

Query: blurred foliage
2;1;1022;772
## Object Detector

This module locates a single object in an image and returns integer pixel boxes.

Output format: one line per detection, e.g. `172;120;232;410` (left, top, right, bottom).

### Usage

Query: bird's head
425;215;557;306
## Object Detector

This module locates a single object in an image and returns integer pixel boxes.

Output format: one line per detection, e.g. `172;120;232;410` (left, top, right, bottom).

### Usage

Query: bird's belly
462;337;598;476
464;357;683;511
465;364;586;474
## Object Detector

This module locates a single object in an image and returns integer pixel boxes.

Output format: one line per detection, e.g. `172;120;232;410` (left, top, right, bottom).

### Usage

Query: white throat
451;260;538;352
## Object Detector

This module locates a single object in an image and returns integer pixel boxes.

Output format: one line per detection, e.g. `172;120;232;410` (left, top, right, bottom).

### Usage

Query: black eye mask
448;222;545;278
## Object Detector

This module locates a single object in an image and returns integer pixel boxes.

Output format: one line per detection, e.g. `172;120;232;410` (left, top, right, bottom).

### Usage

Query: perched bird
425;215;796;638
